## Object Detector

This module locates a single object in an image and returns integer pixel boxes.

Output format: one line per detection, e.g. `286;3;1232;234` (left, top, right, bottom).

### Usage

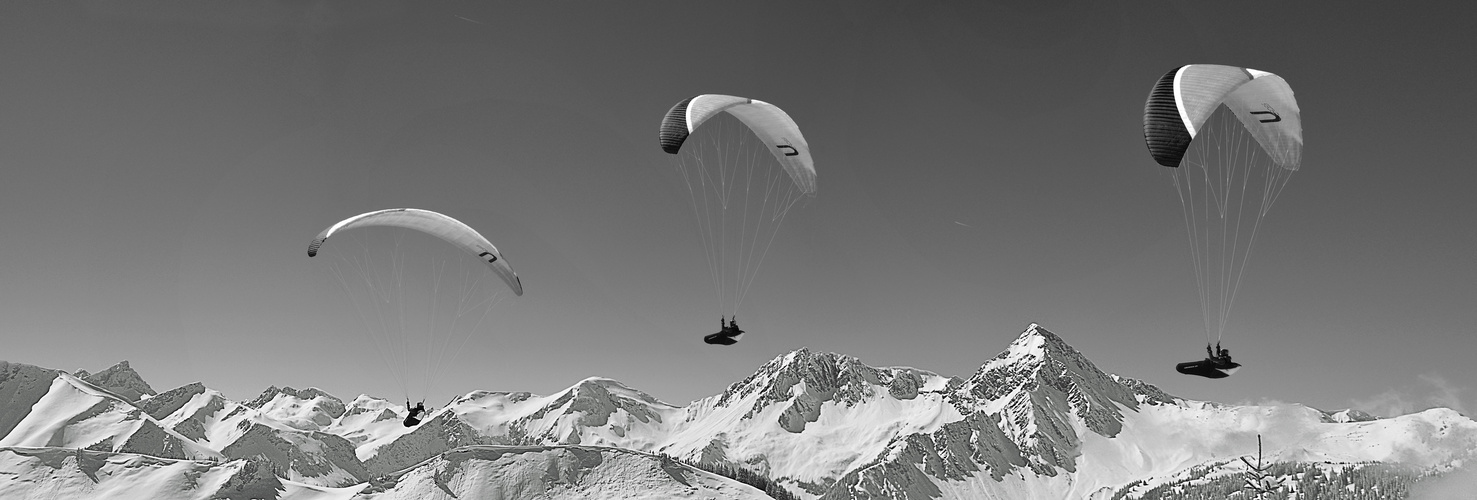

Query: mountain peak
965;324;1126;403
243;386;347;431
564;376;673;410
975;323;1080;377
953;323;1142;475
246;385;341;409
783;346;814;362
73;360;156;402
711;347;948;433
1110;374;1180;406
1322;408;1379;423
722;348;863;401
138;382;208;420
573;376;622;389
772;346;849;370
0;361;64;440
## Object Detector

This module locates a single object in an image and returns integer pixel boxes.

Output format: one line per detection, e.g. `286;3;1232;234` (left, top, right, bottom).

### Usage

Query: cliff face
0;361;60;440
74;361;156;402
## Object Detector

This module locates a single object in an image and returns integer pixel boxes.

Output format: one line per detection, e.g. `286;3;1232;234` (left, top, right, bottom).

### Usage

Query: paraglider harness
703;316;745;345
1175;342;1241;379
403;400;427;427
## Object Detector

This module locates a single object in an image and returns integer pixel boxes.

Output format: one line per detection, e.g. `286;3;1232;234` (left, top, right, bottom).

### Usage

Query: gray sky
2;1;1473;417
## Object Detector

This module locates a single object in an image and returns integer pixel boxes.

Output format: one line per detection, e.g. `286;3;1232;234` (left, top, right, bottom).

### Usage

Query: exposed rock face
1111;374;1179;406
246;386;343;414
74;361;156;402
887;370;924;400
1322;408;1379;423
221;423;368;486
954;324;1140;474
171;417;210;443
343;399;392;419
245;386;347;431
170;392;228;442
365;411;505;477
814;324;1146;498
0;361;59;439
519;378;670;442
387;379;684;459
138;382;206;420
826;410;1030;500
213;457;287;500
104;419;183;459
717;348;949;434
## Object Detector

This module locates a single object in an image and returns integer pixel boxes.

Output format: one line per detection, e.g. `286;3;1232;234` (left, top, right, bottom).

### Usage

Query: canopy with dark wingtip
658;94;817;195
308;208;523;296
1143;64;1302;170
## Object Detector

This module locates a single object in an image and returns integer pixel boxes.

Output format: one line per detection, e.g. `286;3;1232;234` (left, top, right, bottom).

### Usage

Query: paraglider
1175;343;1241;379
703;316;745;345
308;208;522;401
403;401;427;427
1143;65;1303;378
659;95;817;345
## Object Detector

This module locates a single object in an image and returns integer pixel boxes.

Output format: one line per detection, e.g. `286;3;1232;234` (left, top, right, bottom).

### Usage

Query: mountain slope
822;323;1144;499
0;372;219;461
0;444;774;500
0;446;363;500
0;361;59;440
362;445;773;500
658;348;963;496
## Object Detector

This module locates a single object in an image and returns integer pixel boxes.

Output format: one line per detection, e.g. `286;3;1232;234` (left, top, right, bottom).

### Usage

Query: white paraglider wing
308;208;523;296
1144;64;1303;170
659;94;817;195
1220;74;1303;170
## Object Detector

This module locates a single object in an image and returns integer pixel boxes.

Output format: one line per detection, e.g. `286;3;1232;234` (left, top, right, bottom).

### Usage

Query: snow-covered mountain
2;323;1474;499
0;371;219;461
74;360;157;403
0;445;771;500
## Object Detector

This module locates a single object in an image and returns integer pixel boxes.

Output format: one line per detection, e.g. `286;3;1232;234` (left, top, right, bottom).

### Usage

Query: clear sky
2;1;1473;417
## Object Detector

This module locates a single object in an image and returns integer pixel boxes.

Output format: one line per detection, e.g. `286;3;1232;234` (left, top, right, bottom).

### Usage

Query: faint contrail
454;14;487;25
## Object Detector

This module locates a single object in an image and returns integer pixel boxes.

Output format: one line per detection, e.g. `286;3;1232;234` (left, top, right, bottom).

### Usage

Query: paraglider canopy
308;208;523;296
659;94;817;195
1144;64;1303;170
